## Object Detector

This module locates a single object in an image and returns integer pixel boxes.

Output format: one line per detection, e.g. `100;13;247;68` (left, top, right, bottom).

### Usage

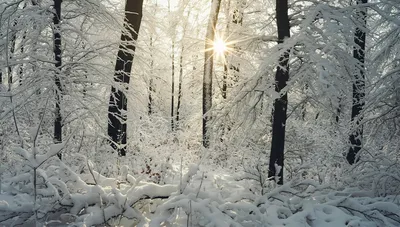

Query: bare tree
347;0;367;164
176;45;184;127
203;0;222;148
148;36;154;116
53;0;63;159
107;0;144;156
268;0;291;185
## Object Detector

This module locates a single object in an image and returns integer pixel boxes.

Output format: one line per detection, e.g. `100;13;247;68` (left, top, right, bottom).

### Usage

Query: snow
2;146;400;227
1;0;400;226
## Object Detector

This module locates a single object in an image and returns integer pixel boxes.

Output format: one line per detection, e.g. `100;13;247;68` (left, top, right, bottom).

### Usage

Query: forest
0;0;400;226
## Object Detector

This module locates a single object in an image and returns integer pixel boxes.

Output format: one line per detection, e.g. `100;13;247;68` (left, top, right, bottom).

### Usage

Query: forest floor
1;157;400;227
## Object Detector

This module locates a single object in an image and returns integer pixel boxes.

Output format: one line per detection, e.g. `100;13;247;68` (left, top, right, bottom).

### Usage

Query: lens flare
213;38;227;54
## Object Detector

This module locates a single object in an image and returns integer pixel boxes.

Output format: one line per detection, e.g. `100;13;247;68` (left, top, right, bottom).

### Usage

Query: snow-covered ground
1;149;400;227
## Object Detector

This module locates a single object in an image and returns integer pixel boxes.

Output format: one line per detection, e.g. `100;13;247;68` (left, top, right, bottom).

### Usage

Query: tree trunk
18;3;28;86
203;0;222;148
176;46;184;128
268;0;290;185
53;0;63;160
336;97;342;123
347;0;367;165
148;78;154;115
8;24;16;85
171;40;175;131
176;9;190;129
107;0;143;156
168;0;175;131
222;62;228;99
4;19;17;87
148;37;154;116
230;0;244;85
222;0;231;100
19;36;24;86
221;0;243;141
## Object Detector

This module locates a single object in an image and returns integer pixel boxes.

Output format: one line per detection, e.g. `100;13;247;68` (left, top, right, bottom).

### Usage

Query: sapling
32;97;49;224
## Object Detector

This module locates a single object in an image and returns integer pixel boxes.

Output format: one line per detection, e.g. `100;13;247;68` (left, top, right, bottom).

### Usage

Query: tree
170;33;176;132
176;7;191;130
148;36;154;116
107;0;144;156
176;45;184;128
203;0;222;148
347;0;367;165
226;0;244;93
168;0;177;132
268;0;290;185
53;0;63;159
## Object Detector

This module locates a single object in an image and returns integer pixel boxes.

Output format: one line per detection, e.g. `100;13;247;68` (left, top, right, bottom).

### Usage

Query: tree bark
176;46;184;128
148;37;154;116
347;0;367;165
19;32;25;86
222;62;228;99
107;0;143;156
8;22;16;85
176;9;191;129
18;3;27;86
53;0;63;160
203;0;222;148
268;0;290;185
148;78;154;115
171;40;175;131
168;0;176;131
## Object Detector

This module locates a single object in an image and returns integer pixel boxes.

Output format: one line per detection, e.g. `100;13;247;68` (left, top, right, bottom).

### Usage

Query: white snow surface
1;152;400;227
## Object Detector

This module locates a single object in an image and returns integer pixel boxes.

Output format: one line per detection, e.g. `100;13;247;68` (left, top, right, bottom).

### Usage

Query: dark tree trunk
203;0;222;148
222;62;228;99
148;37;154;116
168;0;175;132
19;39;24;86
8;26;16;85
148;78;154;115
268;0;290;185
107;0;143;156
336;97;342;123
347;0;367;165
31;1;38;91
171;41;175;131
176;46;184;127
53;0;63;160
18;3;27;86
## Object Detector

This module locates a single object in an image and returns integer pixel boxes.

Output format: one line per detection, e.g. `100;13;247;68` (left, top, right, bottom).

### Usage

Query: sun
213;38;227;55
204;33;242;62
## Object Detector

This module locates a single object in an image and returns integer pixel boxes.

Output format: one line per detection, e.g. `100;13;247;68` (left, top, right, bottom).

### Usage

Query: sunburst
213;38;228;55
204;32;242;65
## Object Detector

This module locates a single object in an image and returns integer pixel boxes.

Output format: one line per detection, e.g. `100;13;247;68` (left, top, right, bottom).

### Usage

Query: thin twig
196;172;205;198
87;159;98;185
